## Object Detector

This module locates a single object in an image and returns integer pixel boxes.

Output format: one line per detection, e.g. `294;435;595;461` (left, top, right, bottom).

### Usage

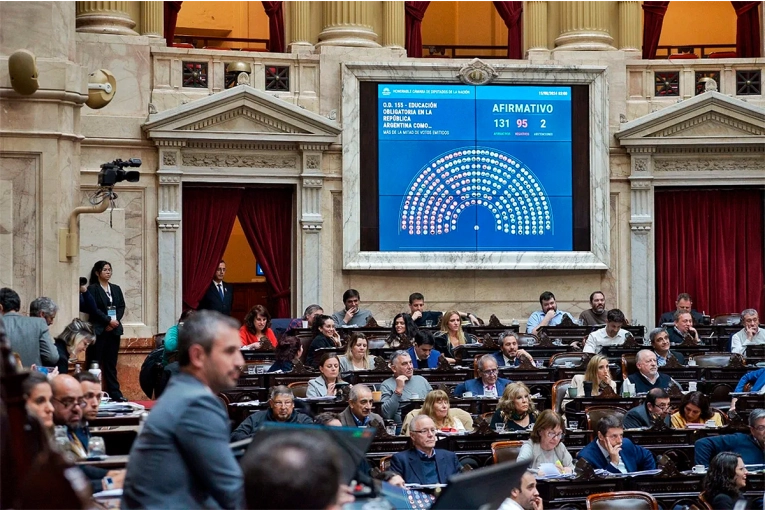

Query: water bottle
54;425;76;461
89;362;101;382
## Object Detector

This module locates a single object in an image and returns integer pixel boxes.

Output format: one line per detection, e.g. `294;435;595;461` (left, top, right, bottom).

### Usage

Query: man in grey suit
339;384;384;428
122;310;244;509
0;288;58;367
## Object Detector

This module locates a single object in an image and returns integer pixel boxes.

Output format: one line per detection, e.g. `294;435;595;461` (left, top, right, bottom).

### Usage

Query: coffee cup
462;391;473;398
372;390;382;402
688;359;697;366
100;391;111;403
567;387;578;398
302;320;309;329
705;419;717;428
692;465;707;474
688;381;697;392
564;361;574;368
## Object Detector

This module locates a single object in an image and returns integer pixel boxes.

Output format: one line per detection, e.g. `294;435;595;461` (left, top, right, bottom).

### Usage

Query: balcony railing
173;34;270;52
655;44;737;59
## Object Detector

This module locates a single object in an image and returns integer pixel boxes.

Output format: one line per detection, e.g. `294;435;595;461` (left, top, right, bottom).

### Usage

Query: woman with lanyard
87;260;127;402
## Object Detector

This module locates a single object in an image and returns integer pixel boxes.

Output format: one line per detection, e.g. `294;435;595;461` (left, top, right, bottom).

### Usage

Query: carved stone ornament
162;152;177;166
458;59;499;86
305;155;320;170
634;158;648;173
182;153;297;168
236;72;250;86
488;314;504;327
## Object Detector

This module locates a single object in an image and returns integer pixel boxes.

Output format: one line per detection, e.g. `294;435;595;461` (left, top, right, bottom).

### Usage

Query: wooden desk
90;425;139;455
90;412;143;427
76;455;129;470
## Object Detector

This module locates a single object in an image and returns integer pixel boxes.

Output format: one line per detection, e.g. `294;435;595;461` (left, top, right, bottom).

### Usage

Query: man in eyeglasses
230;385;312;442
454;355;511;398
623;388;672;429
389;415;461;485
695;408;765;467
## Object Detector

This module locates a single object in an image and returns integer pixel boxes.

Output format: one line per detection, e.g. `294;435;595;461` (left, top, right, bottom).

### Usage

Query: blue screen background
378;84;573;252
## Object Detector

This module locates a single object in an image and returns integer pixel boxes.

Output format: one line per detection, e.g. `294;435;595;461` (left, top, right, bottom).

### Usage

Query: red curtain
237;188;293;318
732;1;762;58
261;1;285;53
655;189;765;322
493;1;523;59
642;1;670;59
163;1;183;47
182;188;243;310
405;1;430;57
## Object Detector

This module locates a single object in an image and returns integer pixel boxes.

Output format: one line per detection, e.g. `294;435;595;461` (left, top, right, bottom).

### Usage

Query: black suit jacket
197;281;233;316
87;283;125;336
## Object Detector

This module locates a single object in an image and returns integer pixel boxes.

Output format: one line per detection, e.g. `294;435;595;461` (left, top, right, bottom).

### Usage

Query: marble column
317;1;380;48
554;1;615;51
299;146;325;311
524;1;549;51
156;144;184;332
75;1;138;36
618;1;641;51
288;1;313;51
140;1;163;38
381;1;405;49
628;151;655;331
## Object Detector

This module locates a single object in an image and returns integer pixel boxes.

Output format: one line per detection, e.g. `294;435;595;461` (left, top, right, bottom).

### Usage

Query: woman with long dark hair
385;313;418;348
702;452;749;509
306;315;341;368
240;305;277;349
87;260;127;401
307;353;346;398
671;390;723;428
268;336;303;373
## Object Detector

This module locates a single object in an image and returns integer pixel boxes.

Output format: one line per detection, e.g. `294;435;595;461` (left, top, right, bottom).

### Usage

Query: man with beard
493;331;534;367
526;291;574;335
579;291;607;326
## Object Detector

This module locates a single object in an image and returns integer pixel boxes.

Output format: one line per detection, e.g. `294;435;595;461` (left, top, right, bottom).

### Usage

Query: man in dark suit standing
122;310;244;509
0;287;59;367
390;415;461;485
197;260;233;316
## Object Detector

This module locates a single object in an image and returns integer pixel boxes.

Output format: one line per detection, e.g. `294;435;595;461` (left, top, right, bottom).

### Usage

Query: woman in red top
240;305;278;348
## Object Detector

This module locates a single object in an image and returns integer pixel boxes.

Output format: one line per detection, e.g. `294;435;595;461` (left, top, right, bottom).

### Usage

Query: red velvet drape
182;188;243;310
163;1;183;47
655;189;765;322
493;1;523;59
261;1;285;53
405;1;430;57
732;1;762;58
642;1;670;59
237;188;293;318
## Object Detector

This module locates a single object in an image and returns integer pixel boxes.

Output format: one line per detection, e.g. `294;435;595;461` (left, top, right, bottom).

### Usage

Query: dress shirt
526;310;573;332
583;327;628;354
596;441;627;473
483;384;497;398
731;328;765;355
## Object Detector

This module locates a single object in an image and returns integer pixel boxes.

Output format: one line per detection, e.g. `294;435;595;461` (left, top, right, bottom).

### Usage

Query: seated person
380;351;433;427
239;305;277;349
53;318;96;375
385;313;418;348
74;371;102;427
731;308;765;356
230;386;312;441
306;315;341;368
667;310;700;345
494;331;534;367
161;310;193;366
433;310;478;363
517;410;573;472
671;391;724;429
623;388;671;429
267;336;302;373
287;304;324;331
503;470;543;510
579;291;608;326
657;293;703;326
491;382;537;431
694;409;765;466
576;414;656;473
526;291;574;335
24;371;54;433
454;354;510;398
307;353;347;398
338;333;376;371
701;452;750;510
407;330;441;369
401;389;473;435
582;309;628;355
407;292;444;328
649;327;686;366
389;415;462;485
731;367;765;412
332;289;374;327
627;349;681;393
570;354;617;397
338;384;384;427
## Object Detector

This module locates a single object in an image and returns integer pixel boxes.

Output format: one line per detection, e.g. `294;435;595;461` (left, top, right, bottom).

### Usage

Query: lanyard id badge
107;306;117;319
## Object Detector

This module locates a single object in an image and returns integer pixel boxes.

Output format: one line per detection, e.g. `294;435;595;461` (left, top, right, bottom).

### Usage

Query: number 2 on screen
540;119;547;128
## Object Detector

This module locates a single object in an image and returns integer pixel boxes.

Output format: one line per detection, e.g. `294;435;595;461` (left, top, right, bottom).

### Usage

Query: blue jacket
407;346;441;369
389;449;461;485
492;351;521;368
735;367;765;392
453;377;511;398
695;433;765;467
576;438;656;473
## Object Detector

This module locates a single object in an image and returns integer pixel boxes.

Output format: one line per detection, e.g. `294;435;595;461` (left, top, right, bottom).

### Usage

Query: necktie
218;283;224;300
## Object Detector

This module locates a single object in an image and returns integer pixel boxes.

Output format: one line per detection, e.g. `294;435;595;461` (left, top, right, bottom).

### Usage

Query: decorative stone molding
306;155;321;170
75;1;138;36
302;223;323;231
157;220;181;230
302;178;323;188
554;1;615;51
525;2;549;51
381;1;405;49
140;1;163;38
162;152;177;166
288;1;313;50
181;154;298;168
654;157;763;173
458;59;499;86
158;174;181;184
180;106;304;134
647;112;764;138
317;1;380;48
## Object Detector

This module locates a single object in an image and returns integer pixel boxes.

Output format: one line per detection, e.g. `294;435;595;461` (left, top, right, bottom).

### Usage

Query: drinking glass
494;423;506;434
568;421;579;431
88;436;106;457
425;320;433;328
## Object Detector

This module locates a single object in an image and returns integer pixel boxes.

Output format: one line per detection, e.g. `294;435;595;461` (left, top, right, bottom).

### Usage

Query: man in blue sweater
731;368;765;412
695;409;765;467
577;414;656;473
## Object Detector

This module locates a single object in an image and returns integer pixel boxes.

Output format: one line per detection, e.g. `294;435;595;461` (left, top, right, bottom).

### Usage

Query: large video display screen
377;84;573;252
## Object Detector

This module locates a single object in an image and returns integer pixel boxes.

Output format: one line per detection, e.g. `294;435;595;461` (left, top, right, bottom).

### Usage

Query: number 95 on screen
493;118;548;129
